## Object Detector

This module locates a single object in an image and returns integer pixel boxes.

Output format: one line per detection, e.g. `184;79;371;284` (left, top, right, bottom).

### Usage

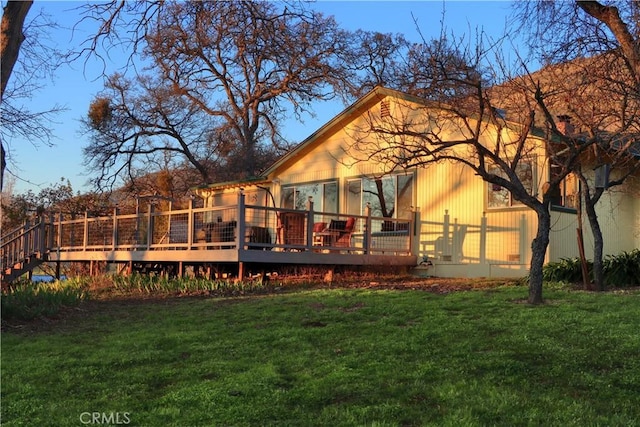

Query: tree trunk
1;0;33;190
577;172;606;291
528;206;551;304
0;0;32;100
584;196;605;291
575;184;591;289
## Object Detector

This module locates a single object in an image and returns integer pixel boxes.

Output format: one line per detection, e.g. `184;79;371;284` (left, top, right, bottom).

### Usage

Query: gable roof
261;86;432;177
193;83;549;194
191;86;428;193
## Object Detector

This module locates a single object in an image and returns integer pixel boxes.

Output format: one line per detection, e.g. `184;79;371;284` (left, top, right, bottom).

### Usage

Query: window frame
486;158;537;209
346;172;415;219
281;180;338;213
550;172;579;212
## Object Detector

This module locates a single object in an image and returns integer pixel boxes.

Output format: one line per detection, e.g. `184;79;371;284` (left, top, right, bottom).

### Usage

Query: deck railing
48;193;414;256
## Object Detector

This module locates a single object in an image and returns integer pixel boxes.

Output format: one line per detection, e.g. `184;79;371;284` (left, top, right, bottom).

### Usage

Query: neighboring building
194;86;639;278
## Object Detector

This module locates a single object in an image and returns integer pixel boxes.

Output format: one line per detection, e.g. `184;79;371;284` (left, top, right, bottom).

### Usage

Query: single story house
194;86;639;278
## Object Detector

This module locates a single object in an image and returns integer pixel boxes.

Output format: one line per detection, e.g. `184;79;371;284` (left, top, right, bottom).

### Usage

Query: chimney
556;115;574;136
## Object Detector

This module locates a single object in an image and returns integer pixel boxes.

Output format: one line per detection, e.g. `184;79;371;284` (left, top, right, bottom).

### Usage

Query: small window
487;160;535;208
549;173;578;209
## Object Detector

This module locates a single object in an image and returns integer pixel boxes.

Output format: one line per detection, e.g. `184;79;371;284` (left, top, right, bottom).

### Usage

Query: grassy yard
2;284;640;426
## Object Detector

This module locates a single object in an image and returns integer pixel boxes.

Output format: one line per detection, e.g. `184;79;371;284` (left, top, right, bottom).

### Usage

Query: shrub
541;249;640;288
603;249;640;287
542;257;591;283
1;279;90;321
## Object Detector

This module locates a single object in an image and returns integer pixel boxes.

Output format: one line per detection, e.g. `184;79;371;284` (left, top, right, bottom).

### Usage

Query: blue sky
5;1;519;195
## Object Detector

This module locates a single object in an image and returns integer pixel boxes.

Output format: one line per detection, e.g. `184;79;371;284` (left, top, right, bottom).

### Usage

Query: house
194;86;640;278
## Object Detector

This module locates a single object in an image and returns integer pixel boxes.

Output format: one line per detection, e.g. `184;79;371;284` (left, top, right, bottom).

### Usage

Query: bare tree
343;34;596;304
343;31;411;98
1;1;32;190
1;6;67;190
513;1;640;290
83;73;222;190
81;1;353;191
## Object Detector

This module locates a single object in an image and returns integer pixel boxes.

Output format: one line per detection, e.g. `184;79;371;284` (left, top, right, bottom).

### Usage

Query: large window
487;160;535;208
347;174;414;219
282;181;338;213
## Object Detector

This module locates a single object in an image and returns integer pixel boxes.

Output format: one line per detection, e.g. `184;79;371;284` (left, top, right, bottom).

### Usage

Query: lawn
2;285;640;426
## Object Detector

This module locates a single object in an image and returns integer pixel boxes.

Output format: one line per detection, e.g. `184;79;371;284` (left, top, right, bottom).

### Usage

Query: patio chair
316;217;356;248
280;212;306;247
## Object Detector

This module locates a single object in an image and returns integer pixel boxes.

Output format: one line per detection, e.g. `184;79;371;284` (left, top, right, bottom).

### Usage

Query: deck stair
1;218;51;285
3;255;46;284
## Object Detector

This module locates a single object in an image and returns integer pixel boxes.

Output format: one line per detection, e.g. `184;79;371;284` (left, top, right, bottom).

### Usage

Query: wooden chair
280;212;306;247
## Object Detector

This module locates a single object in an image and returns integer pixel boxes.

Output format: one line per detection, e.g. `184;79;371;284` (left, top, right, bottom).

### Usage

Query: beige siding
549;211;581;261
272;97;549;277
550;186;639;262
412;147;541;270
584;191;638;256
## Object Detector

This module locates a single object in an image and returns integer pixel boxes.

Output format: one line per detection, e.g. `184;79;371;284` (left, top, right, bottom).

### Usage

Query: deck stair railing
1;216;52;284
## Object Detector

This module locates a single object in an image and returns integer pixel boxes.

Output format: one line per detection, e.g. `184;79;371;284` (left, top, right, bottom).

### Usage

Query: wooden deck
2;193;417;282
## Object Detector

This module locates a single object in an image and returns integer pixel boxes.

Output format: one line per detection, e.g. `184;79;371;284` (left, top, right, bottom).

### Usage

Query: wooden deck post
409;207;419;256
187;197;194;248
237;190;246;251
443;210;451;258
363;203;372;254
480;212;487;264
56;212;62;279
68;214;75;251
452;219;460;263
112;206;118;250
47;213;55;251
83;211;89;250
56;212;63;249
306;197;314;249
238;262;245;280
237;191;247;279
37;214;46;257
146;204;154;249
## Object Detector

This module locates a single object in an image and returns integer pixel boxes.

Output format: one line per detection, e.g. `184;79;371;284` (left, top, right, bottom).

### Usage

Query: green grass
2;286;640;426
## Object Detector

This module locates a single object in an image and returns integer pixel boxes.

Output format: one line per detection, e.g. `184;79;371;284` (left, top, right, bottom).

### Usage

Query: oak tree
83;1;353;191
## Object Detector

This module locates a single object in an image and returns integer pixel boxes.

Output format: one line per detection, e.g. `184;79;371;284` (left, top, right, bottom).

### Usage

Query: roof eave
191;176;271;194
